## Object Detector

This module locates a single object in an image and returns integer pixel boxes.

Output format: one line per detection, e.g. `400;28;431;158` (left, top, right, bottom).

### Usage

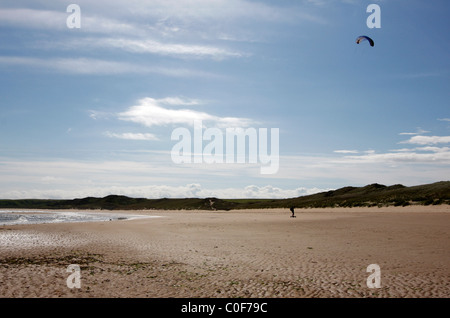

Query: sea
0;210;155;226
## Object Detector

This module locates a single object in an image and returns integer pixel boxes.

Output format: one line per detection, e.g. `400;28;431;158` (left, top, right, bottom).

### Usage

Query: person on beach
290;206;295;218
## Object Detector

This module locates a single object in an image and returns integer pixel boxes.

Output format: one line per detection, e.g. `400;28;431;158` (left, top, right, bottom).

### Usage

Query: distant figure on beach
290;206;296;218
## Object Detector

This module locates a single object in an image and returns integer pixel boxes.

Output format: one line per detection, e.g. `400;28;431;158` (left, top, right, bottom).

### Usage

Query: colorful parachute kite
356;35;374;47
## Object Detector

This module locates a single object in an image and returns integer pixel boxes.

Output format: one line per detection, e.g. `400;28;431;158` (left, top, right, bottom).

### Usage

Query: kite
356;35;374;47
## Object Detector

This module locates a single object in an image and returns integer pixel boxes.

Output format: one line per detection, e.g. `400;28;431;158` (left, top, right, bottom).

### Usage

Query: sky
0;0;449;199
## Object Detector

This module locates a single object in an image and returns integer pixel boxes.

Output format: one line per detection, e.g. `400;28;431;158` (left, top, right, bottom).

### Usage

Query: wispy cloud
242;185;329;199
0;182;328;200
399;128;430;136
0;56;213;77
0;56;138;74
334;150;359;154
73;37;245;60
100;0;326;25
400;135;450;145
117;97;256;128
0;8;66;30
0;156;326;199
342;150;450;164
104;132;159;141
392;146;450;153
0;8;143;36
333;131;450;164
0;2;324;53
157;97;202;106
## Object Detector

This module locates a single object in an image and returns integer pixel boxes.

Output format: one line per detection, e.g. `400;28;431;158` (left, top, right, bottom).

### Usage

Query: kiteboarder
290;206;296;218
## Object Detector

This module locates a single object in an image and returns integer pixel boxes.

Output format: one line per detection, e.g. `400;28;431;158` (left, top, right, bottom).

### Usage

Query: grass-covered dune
0;181;449;211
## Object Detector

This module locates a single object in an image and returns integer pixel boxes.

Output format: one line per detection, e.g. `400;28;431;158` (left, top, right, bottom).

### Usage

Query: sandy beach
1;205;449;298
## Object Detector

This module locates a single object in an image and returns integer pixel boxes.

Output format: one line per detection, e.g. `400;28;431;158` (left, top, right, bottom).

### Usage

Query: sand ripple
1;207;449;298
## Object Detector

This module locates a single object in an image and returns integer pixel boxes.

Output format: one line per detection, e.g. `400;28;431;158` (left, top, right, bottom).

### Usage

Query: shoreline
2;203;449;214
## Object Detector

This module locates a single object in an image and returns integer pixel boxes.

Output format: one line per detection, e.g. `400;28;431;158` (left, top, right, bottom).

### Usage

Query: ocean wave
0;210;156;226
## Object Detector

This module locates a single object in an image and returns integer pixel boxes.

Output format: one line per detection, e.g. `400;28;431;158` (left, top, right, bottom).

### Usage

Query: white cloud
400;135;450;145
392;146;450;153
399;128;430;135
342;151;450;164
399;132;422;136
93;0;326;25
334;150;359;154
0;1;325;56
0;56;213;77
278;153;450;188
242;185;328;199
52;58;144;74
157;97;202;106
41;176;65;184
45;36;246;60
89;110;110;120
1;145;449;200
0;0;306;25
0;155;327;199
104;132;159;141
117;97;255;128
0;7;143;36
0;182;327;200
0;8;66;30
83;37;245;60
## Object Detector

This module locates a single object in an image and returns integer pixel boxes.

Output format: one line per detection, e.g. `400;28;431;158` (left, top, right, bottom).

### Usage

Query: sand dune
1;206;449;298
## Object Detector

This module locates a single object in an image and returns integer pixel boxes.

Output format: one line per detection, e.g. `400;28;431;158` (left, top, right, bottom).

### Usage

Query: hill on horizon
0;181;449;211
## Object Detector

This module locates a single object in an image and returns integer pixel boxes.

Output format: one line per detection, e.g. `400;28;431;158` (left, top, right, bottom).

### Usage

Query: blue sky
0;0;449;199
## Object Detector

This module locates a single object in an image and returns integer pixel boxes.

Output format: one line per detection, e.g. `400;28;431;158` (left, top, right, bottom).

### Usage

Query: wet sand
1;206;449;298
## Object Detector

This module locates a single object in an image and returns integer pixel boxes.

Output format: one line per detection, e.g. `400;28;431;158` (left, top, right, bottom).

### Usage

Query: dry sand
1;205;449;298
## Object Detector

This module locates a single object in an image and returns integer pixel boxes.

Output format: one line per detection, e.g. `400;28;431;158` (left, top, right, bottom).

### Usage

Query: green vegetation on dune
0;181;449;211
227;181;450;209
